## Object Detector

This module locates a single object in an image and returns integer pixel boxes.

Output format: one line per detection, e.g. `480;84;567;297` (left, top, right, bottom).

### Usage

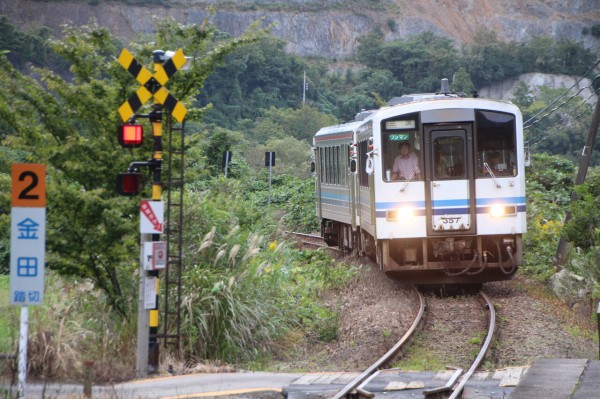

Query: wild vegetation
0;12;599;386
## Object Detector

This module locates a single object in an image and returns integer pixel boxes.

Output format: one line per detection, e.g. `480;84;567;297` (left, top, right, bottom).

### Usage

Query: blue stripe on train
376;196;525;210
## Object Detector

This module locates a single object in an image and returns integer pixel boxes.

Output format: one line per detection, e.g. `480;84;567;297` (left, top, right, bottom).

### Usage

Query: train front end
370;96;526;283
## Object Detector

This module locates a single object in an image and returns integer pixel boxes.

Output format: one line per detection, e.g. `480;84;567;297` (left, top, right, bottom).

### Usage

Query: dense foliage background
0;13;599;383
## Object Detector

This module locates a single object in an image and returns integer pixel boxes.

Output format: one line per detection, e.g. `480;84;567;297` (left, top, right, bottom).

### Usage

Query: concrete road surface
6;371;302;398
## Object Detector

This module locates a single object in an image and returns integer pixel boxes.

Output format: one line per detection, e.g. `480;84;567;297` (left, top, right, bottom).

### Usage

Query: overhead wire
530;99;597;148
528;90;599;144
523;59;600;147
523;58;600;127
524;75;600;131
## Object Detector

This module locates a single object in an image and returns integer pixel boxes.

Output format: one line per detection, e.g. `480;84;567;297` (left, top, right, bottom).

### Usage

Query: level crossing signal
115;48;188;196
117;48;187;123
118;124;144;148
116;171;142;196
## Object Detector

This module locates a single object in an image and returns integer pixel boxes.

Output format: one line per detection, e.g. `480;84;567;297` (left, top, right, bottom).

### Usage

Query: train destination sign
388;133;411;141
386;120;416;130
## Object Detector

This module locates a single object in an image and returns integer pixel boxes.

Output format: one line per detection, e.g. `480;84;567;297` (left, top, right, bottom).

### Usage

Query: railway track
284;231;341;252
424;290;496;399
285;230;497;398
330;287;426;399
328;289;495;399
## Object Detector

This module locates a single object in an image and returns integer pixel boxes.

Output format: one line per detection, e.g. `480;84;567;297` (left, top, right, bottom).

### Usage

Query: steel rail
329;287;426;399
448;290;496;399
284;231;323;240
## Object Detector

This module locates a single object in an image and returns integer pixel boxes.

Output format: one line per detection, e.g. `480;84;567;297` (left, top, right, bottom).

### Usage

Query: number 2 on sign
12;164;46;207
18;171;39;200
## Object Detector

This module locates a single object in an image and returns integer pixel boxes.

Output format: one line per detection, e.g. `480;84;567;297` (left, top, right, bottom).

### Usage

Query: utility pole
265;151;275;207
555;97;600;267
303;70;307;105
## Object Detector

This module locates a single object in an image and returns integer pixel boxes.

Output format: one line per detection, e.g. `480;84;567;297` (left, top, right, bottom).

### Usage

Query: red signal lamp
118;124;143;148
116;171;142;196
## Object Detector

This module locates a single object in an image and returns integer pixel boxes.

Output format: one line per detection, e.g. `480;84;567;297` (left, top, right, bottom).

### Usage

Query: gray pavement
5;360;600;398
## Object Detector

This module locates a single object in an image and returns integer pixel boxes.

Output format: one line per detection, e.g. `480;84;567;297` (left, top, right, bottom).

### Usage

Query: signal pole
148;107;163;373
116;47;187;376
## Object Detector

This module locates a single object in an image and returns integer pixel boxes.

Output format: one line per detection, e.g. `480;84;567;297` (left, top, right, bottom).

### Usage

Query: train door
425;125;476;235
315;146;323;219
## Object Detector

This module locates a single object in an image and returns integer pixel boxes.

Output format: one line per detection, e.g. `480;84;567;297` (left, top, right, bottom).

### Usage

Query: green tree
511;81;534;108
257;136;312;177
353;69;404;103
0;15;58;71
249;105;337;143
462;28;520;87
357;31;459;93
523;87;593;160
563;174;600;249
199;36;308;128
0;19;266;315
198;126;247;177
523;153;574;278
451;67;475;95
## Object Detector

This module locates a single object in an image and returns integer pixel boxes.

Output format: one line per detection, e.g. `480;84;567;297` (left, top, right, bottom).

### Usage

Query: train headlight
490;204;517;217
387;207;414;222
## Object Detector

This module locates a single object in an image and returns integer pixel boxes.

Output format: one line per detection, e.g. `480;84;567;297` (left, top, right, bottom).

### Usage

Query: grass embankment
0;275;16;355
0;245;359;383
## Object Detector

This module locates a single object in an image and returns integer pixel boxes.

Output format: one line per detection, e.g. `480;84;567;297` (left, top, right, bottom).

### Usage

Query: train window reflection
434;136;465;179
476;110;517;177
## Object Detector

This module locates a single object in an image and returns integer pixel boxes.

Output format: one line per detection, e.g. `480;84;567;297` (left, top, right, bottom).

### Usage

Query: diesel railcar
313;81;526;284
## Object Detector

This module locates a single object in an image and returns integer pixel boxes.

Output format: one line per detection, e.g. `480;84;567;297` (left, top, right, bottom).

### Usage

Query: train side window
325;147;329;184
358;139;369;187
335;146;340;185
323;147;328;183
319;147;324;183
327;146;332;184
476;110;517;177
342;145;346;184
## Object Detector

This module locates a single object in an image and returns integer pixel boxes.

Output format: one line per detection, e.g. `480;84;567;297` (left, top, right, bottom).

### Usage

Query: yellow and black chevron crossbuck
117;48;187;123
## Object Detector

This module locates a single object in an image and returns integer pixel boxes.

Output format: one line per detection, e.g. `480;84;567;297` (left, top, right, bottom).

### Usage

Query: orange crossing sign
117;48;187;123
10;163;46;306
11;164;46;207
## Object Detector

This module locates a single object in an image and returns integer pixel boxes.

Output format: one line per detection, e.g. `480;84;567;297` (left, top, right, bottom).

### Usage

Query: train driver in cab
487;151;510;176
392;141;422;180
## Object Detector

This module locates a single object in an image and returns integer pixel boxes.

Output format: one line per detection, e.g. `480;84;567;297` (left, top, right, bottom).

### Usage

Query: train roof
314;84;519;141
314;119;370;138
387;93;463;105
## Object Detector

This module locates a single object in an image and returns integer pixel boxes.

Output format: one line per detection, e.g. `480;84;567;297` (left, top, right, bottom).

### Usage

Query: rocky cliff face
1;0;598;58
479;73;597;102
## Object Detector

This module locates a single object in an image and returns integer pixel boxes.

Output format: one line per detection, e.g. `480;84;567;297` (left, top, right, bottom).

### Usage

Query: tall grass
0;273;137;384
0;173;359;380
175;216;358;365
0;276;15;355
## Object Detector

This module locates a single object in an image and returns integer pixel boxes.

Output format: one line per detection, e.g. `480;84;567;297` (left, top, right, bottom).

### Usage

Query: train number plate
433;215;468;230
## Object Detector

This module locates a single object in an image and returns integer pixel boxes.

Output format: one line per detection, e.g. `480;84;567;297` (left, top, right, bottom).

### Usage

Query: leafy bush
522;153;574;279
175;175;356;363
563;169;600;249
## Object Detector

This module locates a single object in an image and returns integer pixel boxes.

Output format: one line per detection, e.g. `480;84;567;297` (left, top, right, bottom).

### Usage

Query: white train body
314;93;526;283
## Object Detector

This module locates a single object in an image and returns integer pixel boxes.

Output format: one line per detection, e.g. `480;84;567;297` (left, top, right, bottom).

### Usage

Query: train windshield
381;115;422;182
476;110;517;177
